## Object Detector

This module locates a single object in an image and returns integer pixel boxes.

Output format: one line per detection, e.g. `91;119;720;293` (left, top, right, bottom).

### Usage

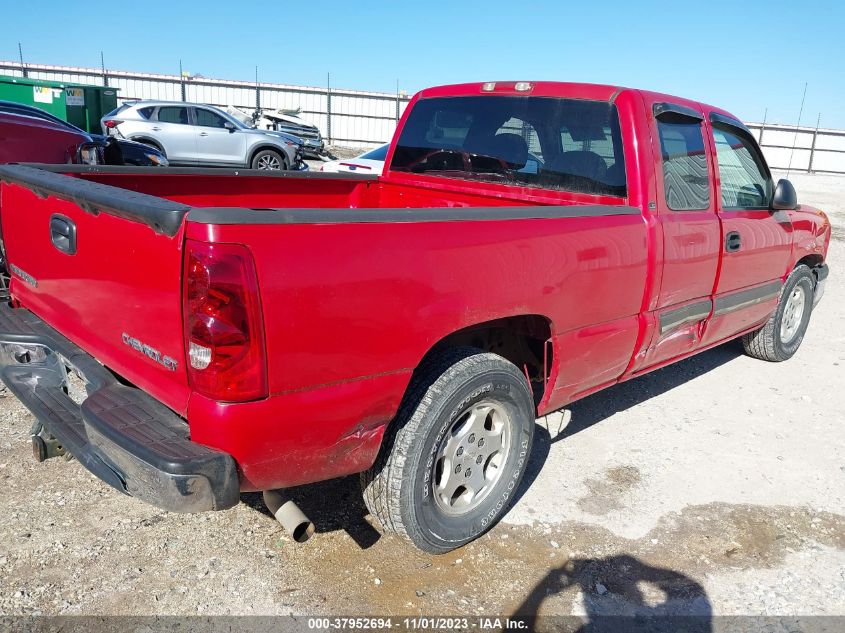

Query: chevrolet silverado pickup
0;81;831;553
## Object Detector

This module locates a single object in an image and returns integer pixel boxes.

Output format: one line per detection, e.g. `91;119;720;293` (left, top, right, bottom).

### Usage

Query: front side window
390;96;626;197
195;108;229;128
156;106;189;125
712;125;771;209
657;115;710;211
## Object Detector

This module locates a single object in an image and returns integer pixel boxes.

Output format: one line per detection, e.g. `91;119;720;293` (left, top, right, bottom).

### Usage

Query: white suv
101;101;305;170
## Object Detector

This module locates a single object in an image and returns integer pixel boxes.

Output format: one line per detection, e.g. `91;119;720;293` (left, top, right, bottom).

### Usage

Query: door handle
151;126;162;131
725;231;742;253
199;132;209;137
50;214;77;255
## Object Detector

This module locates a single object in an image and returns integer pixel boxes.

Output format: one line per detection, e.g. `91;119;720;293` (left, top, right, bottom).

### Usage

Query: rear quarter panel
187;215;648;395
184;212;647;488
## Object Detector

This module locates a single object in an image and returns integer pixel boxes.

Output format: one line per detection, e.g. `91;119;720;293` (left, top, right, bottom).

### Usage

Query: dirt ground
0;171;843;623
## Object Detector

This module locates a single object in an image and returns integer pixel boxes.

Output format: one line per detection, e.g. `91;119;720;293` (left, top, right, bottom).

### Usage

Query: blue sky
4;0;844;127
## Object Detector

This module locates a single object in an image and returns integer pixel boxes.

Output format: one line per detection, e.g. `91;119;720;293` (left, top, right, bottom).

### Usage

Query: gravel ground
0;171;843;623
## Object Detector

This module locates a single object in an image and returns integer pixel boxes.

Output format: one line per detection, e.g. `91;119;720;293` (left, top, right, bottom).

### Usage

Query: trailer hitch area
0;342;48;365
32;427;68;462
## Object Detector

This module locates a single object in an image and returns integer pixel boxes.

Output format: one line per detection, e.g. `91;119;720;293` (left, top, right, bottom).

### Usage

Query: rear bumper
0;303;240;512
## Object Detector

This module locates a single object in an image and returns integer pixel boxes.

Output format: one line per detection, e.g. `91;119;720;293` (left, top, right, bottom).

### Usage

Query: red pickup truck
0;81;831;553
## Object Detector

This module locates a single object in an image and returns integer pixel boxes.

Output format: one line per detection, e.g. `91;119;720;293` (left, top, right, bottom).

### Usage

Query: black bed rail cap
0;163;190;237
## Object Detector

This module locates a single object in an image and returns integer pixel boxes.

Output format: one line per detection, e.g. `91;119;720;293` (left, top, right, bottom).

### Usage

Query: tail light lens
103;119;122;129
183;240;268;402
78;143;101;165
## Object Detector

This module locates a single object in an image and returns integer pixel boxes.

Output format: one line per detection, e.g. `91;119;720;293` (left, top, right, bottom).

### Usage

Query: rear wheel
361;348;535;553
251;149;287;171
742;264;815;361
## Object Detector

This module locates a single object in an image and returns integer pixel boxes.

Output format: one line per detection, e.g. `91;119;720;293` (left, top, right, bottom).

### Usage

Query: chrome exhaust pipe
262;490;315;543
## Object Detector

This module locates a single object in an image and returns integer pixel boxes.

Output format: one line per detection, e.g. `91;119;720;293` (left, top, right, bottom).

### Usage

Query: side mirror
772;178;798;210
224;122;235;133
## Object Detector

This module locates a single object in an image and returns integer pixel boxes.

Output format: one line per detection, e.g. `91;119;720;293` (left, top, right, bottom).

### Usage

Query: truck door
700;113;793;345
635;102;721;370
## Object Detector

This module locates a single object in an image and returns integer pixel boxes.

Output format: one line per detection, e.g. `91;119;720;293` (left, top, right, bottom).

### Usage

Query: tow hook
262;490;315;543
31;429;67;462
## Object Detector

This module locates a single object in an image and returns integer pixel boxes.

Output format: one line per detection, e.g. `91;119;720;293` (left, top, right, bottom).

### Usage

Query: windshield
390;96;626;197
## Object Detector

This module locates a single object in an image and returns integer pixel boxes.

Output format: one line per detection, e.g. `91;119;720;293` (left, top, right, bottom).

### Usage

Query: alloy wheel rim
780;285;806;344
257;154;281;170
432;400;512;516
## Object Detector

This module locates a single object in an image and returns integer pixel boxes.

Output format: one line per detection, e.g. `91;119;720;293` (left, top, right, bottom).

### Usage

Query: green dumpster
0;76;119;134
0;75;68;120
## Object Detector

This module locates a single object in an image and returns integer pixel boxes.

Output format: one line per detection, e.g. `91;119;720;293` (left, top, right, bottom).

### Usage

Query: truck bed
0;164;648;489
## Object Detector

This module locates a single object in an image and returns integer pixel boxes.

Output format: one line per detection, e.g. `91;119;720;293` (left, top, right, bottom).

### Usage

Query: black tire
742;264;815;362
361;347;535;553
251;149;287;170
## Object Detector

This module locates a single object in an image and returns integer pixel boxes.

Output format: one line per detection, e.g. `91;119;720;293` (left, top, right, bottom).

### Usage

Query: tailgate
0;165;192;413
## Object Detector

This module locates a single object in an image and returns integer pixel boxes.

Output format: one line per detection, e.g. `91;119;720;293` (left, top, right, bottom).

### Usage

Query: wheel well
796;254;823;269
249;145;287;166
796;254;824;283
131;137;164;154
422;315;554;409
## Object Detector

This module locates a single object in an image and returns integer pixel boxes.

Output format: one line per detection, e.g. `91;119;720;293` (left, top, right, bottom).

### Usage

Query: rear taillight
78;143;102;165
103;119;122;129
183;240;268;402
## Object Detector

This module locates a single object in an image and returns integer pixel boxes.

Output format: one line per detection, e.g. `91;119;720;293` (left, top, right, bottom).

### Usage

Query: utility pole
255;65;260;114
100;51;108;87
326;72;332;144
808;113;821;173
179;59;186;102
18;43;27;78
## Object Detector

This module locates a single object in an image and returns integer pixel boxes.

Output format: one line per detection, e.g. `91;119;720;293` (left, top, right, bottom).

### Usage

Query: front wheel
361;348;535;553
742;264;815;361
251;149;287;170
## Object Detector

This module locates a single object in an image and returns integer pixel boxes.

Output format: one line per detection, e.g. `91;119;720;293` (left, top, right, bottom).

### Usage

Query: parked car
0;100;167;167
102;102;305;170
0;109;101;166
260;110;328;160
320;144;388;174
0;81;830;555
226;106;329;160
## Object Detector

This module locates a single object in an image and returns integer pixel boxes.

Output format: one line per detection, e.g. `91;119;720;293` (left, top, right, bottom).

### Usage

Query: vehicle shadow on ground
512;554;712;632
243;342;742;550
512;341;743;508
241;475;382;549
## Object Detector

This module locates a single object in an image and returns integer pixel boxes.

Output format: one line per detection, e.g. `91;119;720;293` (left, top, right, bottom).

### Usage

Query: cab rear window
390;96;626;197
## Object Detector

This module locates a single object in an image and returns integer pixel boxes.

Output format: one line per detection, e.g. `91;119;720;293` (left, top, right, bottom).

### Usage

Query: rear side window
137;106;155;120
390;96;626;197
712;125;771;209
157;106;189;125
657;115;710;211
361;144;389;161
105;104;130;117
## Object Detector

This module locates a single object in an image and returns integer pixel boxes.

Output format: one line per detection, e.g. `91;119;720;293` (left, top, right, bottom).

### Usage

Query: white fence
747;122;845;174
3;60;845;171
0;61;410;148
